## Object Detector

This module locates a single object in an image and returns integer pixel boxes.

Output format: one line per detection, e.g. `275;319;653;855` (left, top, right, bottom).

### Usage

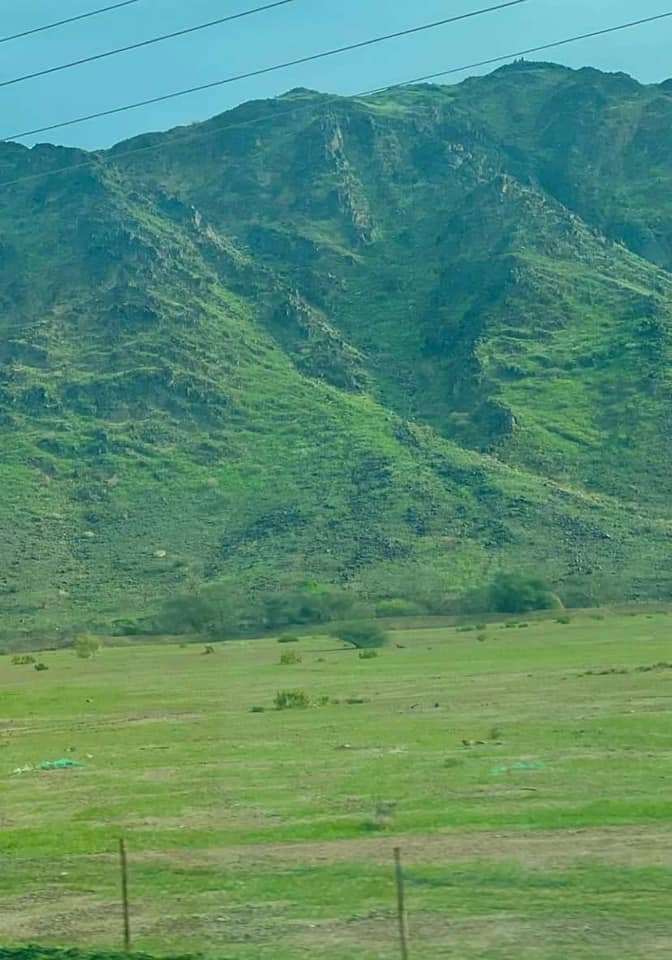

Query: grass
2;611;672;958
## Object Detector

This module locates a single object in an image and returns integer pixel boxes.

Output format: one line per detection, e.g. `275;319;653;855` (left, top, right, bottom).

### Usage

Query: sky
1;0;670;150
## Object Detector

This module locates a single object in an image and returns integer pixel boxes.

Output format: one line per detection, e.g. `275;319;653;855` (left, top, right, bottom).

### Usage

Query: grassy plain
1;612;672;958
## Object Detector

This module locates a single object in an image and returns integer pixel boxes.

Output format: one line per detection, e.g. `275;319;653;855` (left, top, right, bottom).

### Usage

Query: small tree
488;573;562;614
74;636;100;659
336;622;388;649
264;584;370;628
157;584;252;638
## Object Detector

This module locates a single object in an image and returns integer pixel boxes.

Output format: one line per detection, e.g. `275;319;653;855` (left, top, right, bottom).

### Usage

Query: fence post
119;837;131;952
394;847;409;960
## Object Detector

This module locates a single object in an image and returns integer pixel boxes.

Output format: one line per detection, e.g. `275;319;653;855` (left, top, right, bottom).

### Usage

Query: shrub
336;622;388;649
316;694;330;706
362;801;397;832
274;689;310;710
477;633;487;642
202;645;216;655
279;650;302;666
358;649;379;660
250;705;266;713
264;584;369;629
457;625;476;632
34;662;49;672
11;654;36;665
157;584;252;638
464;573;563;615
74;636;100;659
489;573;562;614
556;615;571;625
277;634;300;644
375;598;421;618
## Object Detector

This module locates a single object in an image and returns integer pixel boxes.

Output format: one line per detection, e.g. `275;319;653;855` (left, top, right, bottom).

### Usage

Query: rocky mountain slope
1;61;671;633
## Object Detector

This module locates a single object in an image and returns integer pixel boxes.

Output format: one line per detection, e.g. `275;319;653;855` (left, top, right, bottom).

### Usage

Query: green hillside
1;61;672;634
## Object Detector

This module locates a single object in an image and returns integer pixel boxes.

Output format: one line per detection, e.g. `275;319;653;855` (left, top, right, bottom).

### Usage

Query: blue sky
1;0;670;149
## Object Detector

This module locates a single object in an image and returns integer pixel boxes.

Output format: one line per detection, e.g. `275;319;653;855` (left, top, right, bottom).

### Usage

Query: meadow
1;612;672;959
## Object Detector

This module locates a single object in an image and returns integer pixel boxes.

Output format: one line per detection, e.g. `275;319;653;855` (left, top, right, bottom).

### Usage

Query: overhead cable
0;0;302;89
3;0;529;140
1;8;668;185
0;0;143;45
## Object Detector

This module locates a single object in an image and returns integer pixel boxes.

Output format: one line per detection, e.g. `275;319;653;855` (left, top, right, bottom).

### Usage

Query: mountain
1;61;672;635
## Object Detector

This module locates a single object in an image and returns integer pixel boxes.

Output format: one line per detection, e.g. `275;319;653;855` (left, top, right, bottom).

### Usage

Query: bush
279;651;302;666
11;654;36;665
375;598;422;618
157;584;253;638
274;689;310;710
362;801;397;832
464;573;563;616
264;584;369;629
556;615;571;625
202;645;216;655
490;573;563;614
358;649;379;660
74;636;100;659
477;633;487;642
277;634;300;644
336;622;388;649
250;705;266;713
34;662;49;672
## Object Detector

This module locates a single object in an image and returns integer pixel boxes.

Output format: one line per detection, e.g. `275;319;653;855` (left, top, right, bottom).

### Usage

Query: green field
2;613;672;958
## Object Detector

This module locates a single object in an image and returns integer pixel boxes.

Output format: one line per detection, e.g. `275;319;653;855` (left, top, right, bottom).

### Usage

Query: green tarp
39;759;84;771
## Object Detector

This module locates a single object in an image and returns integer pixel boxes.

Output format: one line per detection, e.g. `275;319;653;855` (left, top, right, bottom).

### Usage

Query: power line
3;0;529;141
0;0;143;45
0;0;302;90
0;8;669;188
406;10;672;85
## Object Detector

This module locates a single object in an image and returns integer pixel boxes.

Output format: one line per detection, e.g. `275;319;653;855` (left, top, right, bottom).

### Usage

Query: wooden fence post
119;837;131;952
394;847;409;960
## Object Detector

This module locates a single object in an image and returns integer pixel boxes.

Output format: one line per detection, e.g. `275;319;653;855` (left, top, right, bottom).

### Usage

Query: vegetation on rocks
2;62;672;636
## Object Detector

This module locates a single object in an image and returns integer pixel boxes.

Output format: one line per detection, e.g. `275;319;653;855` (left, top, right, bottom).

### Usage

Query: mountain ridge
1;61;672;635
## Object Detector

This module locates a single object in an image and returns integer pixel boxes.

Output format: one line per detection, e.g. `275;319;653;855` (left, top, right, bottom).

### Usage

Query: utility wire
406;10;672;85
0;0;302;89
0;8;669;187
0;0;143;45
3;0;529;141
